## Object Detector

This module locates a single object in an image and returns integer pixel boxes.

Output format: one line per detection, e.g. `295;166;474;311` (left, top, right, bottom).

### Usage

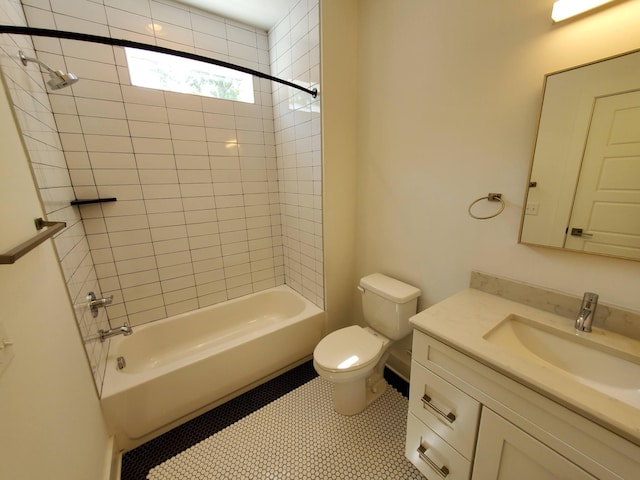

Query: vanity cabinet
406;329;640;480
473;409;596;480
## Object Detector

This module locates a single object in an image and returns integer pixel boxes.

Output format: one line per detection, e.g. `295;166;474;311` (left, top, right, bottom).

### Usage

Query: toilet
313;273;421;415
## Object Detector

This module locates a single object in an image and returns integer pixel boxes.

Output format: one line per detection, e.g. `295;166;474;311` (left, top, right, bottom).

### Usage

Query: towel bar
0;218;66;264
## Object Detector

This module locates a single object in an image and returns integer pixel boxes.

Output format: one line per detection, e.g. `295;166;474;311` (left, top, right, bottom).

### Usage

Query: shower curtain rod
0;25;318;98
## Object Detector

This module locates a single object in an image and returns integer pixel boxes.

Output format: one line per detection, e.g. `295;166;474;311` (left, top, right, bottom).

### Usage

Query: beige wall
0;72;110;480
351;0;640;314
321;0;359;331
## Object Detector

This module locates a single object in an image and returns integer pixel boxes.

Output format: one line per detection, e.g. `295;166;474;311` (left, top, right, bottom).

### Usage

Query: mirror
519;49;640;261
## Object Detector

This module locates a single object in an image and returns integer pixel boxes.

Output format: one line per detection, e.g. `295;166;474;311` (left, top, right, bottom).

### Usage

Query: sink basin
483;314;640;408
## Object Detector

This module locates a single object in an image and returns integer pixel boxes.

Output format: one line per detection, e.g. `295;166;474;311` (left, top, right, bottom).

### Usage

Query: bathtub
100;285;325;451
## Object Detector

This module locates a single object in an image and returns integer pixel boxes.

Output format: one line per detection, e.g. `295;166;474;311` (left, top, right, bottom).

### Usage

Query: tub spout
99;323;133;342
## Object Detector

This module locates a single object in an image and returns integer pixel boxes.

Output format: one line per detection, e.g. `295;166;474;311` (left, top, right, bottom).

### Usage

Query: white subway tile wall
0;0;110;390
271;0;323;307
5;0;322;392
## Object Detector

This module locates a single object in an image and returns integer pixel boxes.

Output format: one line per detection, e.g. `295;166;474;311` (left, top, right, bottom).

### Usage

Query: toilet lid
314;325;384;372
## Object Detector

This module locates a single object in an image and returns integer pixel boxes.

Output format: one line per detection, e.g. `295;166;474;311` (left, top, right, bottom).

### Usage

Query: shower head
45;70;79;90
18;50;79;90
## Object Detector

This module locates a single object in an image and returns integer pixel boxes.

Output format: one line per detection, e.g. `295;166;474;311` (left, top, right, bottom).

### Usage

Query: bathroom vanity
405;288;640;480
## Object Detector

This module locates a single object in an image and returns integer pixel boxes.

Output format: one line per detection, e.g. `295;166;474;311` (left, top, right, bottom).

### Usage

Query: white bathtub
100;285;325;451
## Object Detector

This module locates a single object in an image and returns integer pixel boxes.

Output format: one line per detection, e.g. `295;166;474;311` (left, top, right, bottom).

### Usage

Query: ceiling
175;0;299;31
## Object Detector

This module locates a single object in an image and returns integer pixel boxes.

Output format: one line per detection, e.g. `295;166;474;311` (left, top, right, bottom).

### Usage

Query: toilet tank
359;273;421;340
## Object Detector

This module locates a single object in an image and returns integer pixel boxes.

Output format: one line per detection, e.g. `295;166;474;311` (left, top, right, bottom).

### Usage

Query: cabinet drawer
409;360;480;460
406;413;471;480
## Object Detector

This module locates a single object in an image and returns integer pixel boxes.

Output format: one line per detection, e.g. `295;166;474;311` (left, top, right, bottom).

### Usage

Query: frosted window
125;47;255;103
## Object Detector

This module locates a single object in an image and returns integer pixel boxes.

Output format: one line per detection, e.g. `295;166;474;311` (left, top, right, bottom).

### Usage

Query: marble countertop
409;288;640;445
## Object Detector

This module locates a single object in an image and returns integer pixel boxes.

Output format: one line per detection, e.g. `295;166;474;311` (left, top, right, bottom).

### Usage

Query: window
124;47;255;103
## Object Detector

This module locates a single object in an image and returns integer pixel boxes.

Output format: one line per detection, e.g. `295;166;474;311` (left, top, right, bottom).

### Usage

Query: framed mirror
519;49;640;261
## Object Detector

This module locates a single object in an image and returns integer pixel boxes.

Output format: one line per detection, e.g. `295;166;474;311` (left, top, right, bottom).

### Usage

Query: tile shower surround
0;0;109;387
1;0;322;393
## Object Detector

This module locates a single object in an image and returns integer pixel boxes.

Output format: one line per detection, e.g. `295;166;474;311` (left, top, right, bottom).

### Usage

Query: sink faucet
575;292;598;333
98;323;133;342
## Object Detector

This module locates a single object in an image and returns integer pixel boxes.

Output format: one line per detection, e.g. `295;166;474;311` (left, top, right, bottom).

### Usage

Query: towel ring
468;193;505;220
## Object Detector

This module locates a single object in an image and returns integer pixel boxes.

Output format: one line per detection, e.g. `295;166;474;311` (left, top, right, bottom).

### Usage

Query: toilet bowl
313;273;420;415
313;325;391;415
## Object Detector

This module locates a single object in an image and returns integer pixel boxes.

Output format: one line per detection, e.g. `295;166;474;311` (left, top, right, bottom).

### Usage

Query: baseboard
105;436;122;480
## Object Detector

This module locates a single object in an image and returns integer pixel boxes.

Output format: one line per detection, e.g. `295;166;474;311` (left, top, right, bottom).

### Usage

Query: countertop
409;288;640;446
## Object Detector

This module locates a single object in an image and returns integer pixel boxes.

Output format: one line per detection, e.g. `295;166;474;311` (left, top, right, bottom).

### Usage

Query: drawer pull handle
421;393;456;423
417;444;450;478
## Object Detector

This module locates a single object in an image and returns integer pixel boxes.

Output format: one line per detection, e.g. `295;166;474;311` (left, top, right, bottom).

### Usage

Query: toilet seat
314;325;384;373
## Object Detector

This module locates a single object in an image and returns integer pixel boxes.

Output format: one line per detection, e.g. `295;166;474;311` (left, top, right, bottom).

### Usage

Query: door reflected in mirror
519;49;640;261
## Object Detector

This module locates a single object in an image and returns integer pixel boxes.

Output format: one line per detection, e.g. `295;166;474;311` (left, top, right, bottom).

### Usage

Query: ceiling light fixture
146;23;163;34
551;0;616;22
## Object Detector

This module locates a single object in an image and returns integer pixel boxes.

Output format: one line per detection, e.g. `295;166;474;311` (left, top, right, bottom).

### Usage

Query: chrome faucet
98;323;133;342
87;291;113;318
575;292;598;333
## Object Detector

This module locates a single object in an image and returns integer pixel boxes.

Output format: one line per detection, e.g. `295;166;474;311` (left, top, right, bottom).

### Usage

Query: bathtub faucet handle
87;291;113;318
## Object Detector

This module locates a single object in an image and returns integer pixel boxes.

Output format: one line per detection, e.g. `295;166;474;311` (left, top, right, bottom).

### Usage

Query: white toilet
313;273;421;415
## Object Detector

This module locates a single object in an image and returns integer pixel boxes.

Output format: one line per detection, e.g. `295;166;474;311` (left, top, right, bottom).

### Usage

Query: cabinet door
472;409;597;480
